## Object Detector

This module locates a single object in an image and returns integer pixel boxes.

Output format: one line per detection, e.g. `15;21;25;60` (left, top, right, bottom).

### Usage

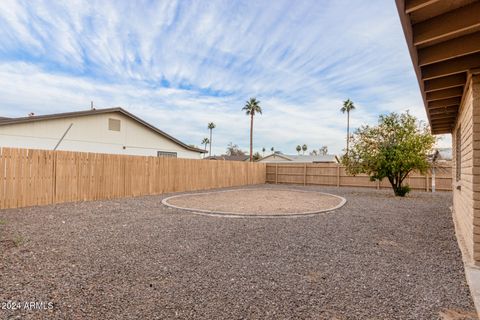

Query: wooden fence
266;163;452;191
0;148;266;209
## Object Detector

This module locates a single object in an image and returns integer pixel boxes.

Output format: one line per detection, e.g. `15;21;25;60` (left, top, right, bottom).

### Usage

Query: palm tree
207;122;216;157
302;144;307;155
262;147;266;157
340;99;355;154
201;137;210;156
296;145;301;155
242;98;263;161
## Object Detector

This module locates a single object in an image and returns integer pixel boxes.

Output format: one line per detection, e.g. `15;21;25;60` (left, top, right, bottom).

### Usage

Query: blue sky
0;0;450;155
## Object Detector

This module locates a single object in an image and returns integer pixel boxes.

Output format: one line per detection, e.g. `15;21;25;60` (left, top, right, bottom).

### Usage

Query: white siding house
0;108;206;159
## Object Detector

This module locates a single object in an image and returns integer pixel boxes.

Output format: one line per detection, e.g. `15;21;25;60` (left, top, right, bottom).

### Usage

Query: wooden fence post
275;163;278;184
336;165;340;187
52;151;57;204
304;163;307;186
426;172;429;192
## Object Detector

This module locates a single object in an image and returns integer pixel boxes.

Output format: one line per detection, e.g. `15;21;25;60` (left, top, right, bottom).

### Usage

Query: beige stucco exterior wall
452;73;480;263
0;112;202;159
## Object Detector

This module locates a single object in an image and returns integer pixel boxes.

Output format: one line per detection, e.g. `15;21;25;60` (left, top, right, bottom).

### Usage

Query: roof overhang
395;0;480;134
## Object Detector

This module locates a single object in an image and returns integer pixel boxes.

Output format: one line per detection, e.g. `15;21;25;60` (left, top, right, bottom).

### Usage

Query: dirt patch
163;189;345;216
439;308;478;320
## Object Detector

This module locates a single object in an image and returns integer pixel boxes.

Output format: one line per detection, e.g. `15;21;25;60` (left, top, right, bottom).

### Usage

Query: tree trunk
250;114;253;162
209;129;212;157
387;174;408;196
346;111;350;154
387;176;398;196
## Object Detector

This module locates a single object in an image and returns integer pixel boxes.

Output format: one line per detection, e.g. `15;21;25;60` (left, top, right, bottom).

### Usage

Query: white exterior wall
0;112;202;159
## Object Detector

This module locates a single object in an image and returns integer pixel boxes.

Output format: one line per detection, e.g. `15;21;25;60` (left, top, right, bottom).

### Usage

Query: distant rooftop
205;155;249;161
258;153;338;163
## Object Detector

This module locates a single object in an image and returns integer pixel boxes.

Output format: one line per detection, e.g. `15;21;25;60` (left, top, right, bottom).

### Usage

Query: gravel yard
0;185;476;319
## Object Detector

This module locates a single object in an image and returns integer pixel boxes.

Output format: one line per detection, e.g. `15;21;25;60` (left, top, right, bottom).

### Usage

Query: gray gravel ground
0;184;476;320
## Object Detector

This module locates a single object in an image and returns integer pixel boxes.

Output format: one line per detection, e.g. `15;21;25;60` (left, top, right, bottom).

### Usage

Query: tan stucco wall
0;112;202;159
453;73;480;263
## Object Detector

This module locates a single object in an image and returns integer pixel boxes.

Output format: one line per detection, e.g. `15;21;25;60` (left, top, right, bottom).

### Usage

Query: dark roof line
0;107;206;153
205;155;249;161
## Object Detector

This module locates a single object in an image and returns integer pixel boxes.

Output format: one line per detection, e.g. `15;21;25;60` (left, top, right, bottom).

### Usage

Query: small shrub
394;185;411;197
13;235;25;247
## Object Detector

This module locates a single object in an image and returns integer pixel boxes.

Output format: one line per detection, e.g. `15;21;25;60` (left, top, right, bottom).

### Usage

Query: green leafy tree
302;144;307;155
296;145;301;154
208;122;216;157
342;112;435;197
242;98;263;161
201;138;210;156
340;99;355;154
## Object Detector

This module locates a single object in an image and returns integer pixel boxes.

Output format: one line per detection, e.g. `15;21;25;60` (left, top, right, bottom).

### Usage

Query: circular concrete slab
162;188;347;218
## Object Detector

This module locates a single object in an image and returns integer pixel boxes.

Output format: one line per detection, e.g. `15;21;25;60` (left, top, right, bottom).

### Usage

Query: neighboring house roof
0;107;206;153
258;153;338;163
205;155;250;161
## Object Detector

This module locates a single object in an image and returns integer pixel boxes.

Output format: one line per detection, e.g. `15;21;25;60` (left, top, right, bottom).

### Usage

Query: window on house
108;118;121;131
157;151;177;158
456;126;461;181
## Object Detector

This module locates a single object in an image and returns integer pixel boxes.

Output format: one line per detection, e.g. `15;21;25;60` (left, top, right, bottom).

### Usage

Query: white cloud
0;0;451;155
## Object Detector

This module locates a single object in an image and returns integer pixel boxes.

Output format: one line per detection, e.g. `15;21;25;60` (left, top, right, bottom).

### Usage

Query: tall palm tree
340;99;355;154
242;98;263;161
207;122;216;157
302;144;307;155
201;137;210;156
262;147;266;157
296;145;301;155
